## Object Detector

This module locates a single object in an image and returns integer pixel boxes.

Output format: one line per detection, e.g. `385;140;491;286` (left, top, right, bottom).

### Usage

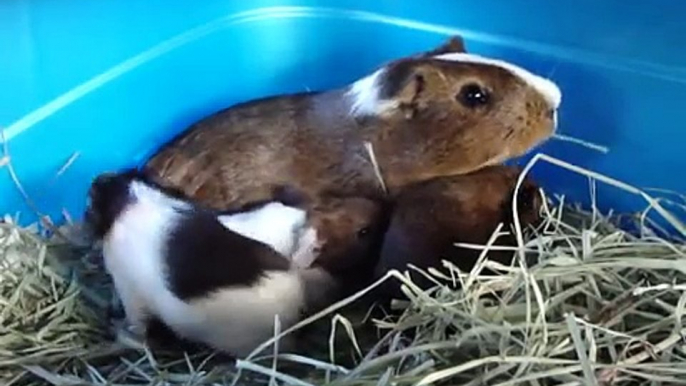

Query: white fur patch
289;227;320;269
433;52;562;109
102;186;307;357
165;271;305;357
345;68;398;117
217;203;308;257
102;186;184;333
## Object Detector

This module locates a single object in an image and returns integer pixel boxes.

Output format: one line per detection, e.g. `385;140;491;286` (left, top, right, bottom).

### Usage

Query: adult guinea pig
145;35;562;212
372;165;543;299
84;168;388;357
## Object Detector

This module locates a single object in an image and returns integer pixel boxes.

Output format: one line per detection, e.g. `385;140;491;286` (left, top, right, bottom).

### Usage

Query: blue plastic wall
2;0;685;232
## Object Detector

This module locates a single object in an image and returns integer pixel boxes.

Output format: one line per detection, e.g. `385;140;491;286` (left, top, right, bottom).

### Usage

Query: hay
2;155;686;385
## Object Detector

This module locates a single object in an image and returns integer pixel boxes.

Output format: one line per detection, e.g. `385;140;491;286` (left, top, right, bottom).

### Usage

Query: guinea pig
280;191;393;304
372;165;543;299
84;168;388;356
145;35;562;213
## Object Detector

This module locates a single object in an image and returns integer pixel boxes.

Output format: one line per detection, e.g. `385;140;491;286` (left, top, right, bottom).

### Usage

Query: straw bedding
2;153;686;386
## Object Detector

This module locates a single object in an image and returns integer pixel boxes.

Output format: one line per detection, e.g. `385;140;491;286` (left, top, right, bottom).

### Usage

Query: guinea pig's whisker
407;264;444;288
552;133;609;154
436;70;449;86
364;141;388;195
270;314;283;385
465;222;505;290
546;61;562;80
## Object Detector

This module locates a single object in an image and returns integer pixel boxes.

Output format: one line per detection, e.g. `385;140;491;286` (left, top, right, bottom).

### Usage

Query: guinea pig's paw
111;316;145;337
128;323;147;337
111;319;147;349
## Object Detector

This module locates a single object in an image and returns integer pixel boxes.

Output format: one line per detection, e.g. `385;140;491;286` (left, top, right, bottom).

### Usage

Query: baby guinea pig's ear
419;35;468;57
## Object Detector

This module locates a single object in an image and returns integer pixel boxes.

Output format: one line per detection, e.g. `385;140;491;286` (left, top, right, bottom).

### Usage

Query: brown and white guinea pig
372;165;544;300
84;168;388;357
145;35;562;212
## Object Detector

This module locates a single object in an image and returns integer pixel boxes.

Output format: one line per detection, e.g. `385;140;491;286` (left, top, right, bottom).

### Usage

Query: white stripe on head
433;52;562;109
345;68;399;117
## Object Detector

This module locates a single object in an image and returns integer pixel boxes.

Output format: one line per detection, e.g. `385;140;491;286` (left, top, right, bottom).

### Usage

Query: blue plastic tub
2;0;685;233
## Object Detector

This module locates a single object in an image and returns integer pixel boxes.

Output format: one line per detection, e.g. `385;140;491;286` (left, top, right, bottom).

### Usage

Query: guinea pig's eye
457;83;490;108
357;227;370;238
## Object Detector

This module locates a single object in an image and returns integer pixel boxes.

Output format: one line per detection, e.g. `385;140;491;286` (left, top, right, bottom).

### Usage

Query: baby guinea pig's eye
457;83;490;108
356;227;370;239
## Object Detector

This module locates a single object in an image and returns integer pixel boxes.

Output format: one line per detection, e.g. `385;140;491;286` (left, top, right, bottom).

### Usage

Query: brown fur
277;190;392;307
307;196;389;277
145;36;558;212
373;165;543;299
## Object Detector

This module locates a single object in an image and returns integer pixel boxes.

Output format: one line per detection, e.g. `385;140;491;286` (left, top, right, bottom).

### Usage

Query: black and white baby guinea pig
84;168;388;357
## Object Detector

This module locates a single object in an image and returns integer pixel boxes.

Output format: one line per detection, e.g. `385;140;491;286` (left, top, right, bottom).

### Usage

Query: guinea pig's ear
378;61;438;119
419;36;467;57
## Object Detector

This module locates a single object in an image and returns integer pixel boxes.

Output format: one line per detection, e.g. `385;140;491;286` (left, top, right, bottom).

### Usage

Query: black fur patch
164;207;292;301
85;171;136;239
85;167;198;239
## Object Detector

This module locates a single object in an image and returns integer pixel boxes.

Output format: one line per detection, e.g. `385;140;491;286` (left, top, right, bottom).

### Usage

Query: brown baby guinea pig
372;165;543;300
280;189;393;311
145;35;561;213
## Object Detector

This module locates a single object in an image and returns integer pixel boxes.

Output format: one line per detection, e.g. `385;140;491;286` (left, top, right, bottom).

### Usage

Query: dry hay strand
1;153;686;385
